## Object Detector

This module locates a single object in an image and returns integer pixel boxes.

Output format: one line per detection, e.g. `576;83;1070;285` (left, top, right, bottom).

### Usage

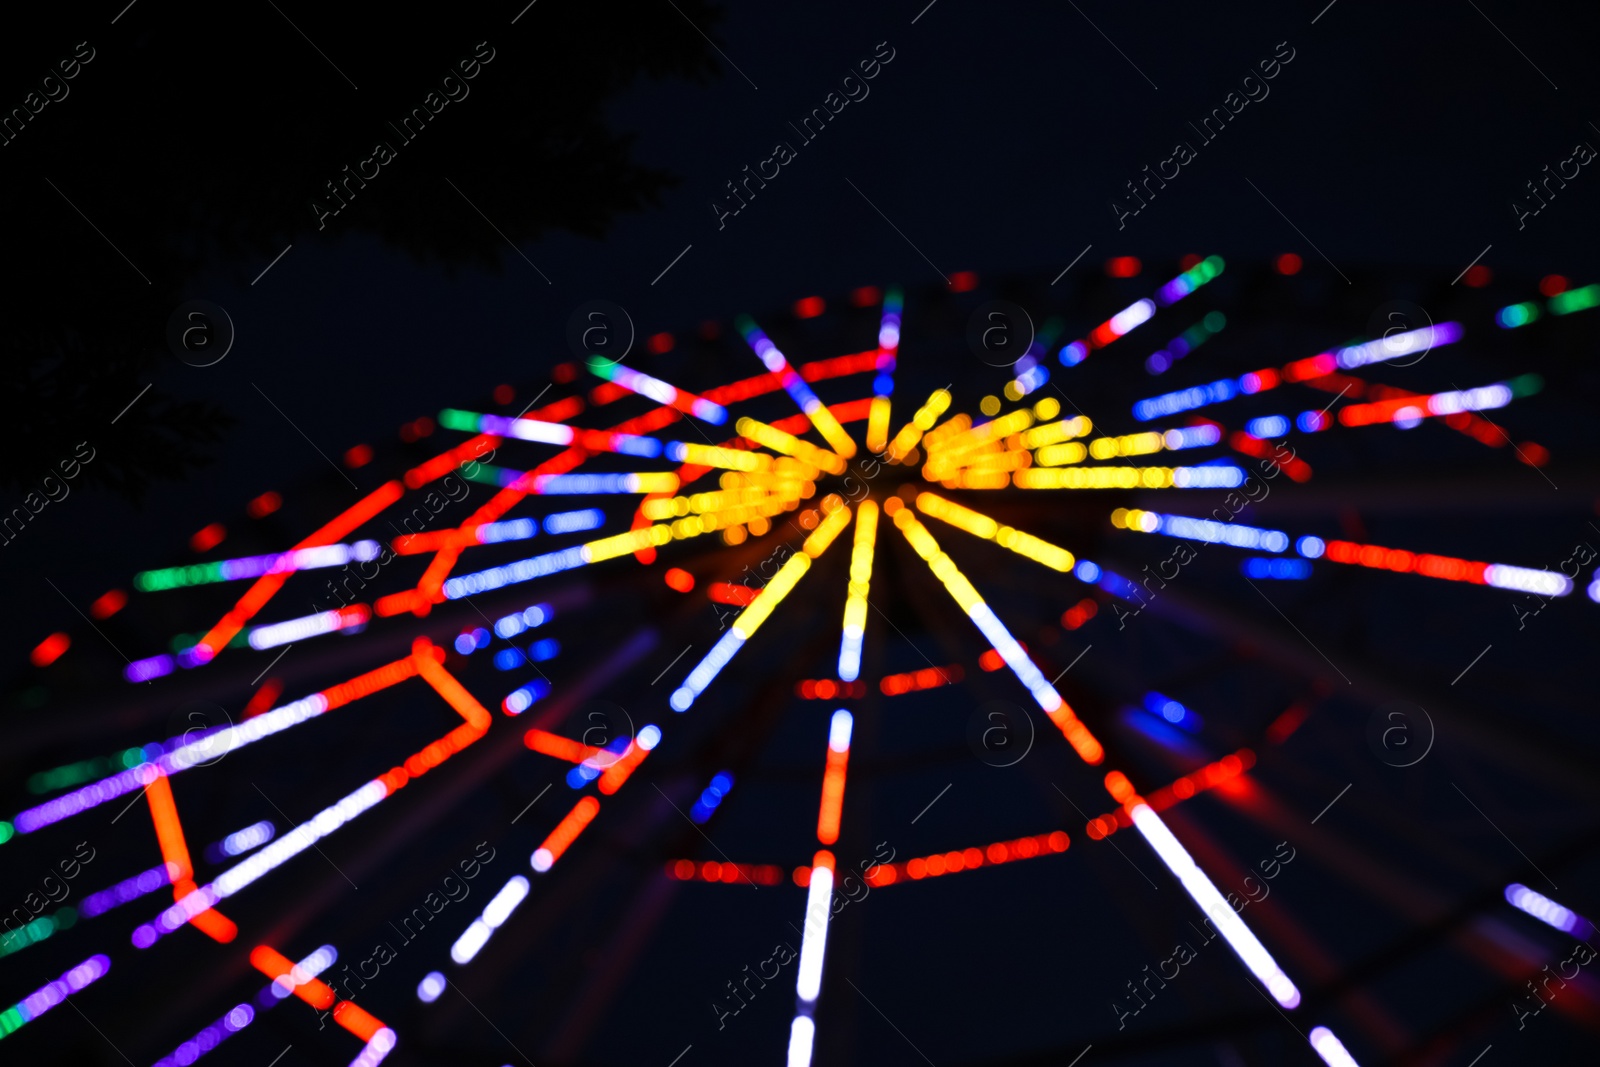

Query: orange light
816;741;850;845
332;1000;386;1042
664;567;695;593
144;772;193;883
597;742;649;794
250;945;338;1009
537;795;601;867
30;632;70;668
189;523;227;552
246;491;282;518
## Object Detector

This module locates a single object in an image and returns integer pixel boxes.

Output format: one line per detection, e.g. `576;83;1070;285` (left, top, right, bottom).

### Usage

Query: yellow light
980;395;1001;416
1088;432;1164;459
735;417;847;474
957;471;1011;489
1013;466;1176;489
839;500;879;657
1002;381;1023;401
1020;416;1091;449
631;473;681;494
915;492;1075;572
804;403;858;460
670;443;772;471
1033;397;1061;421
866;395;893;455
804;504;853;558
733;555;810;637
723;525;747;545
1035;442;1087;466
914;492;998;539
886;389;952;462
583;524;674;563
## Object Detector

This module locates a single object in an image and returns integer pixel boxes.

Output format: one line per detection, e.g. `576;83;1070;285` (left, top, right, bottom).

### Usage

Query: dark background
2;1;1598;1065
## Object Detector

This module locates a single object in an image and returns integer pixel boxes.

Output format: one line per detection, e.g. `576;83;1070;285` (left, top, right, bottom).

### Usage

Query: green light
1496;302;1540;329
463;463;510;487
437;408;482;432
1549;283;1600;316
121;747;146;769
0;821;11;845
1203;311;1226;332
585;355;618;379
0;1005;25;1038
1507;373;1544;398
134;561;225;592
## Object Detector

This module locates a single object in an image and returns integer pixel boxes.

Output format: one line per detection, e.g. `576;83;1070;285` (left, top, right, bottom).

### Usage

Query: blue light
528;638;560;662
1296;536;1326;559
873;373;895;396
1243;557;1312;579
1245;416;1290;439
1059;341;1088;366
477;518;537;544
472;628;491;649
1295;410;1328;433
454;633;476;655
1074;560;1102;583
1133;378;1238;421
1143;692;1201;732
1145;512;1290;552
689;769;735;822
494;648;526;671
504;679;551;714
543;509;605;535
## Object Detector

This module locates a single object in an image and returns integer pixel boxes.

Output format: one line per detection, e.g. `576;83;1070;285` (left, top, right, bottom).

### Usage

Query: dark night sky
2;3;1599;1066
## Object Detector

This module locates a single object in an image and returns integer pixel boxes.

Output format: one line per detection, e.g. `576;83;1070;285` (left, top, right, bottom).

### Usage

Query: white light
221;820;275;856
1110;299;1155;335
637;725;662;750
482;876;530;928
1335;322;1462;369
1505;883;1583;933
828;710;854;752
1309;1026;1361;1067
795;867;834;1002
531;848;554;873
450;920;492;964
786;1015;816;1067
969;603;1061;713
416;972;446;1003
1484;564;1571;597
1129;804;1301;1007
248;609;355;650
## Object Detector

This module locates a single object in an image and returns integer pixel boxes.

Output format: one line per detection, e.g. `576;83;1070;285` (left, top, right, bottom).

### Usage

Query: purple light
79;863;177;918
125;654;175;683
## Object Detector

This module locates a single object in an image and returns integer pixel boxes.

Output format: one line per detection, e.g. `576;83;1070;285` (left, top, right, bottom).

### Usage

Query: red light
646;332;674;355
30;632;70;668
493;384;515;405
708;582;757;606
1264;702;1310;745
1463;264;1492;287
399;417;436;443
793;296;825;319
851;285;881;307
246;491;282;519
948;271;979;292
1106;256;1141;278
1539;274;1569;297
663;567;695;593
190;523;227;552
1518;441;1550;467
89;589;127;619
1061;597;1099;630
552;362;577;383
699;320;721;340
1179;254;1202;271
1275;253;1303;275
243;678;283;719
343;444;372;469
